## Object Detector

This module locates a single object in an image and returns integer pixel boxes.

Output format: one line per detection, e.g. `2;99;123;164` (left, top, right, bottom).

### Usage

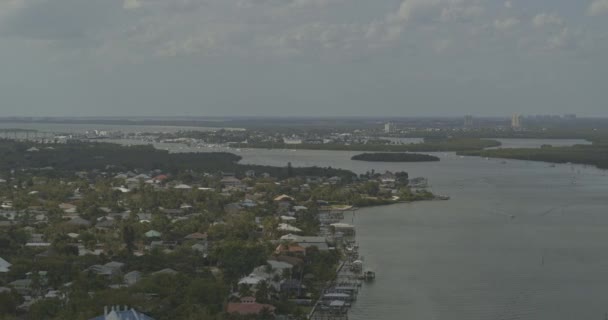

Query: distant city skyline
0;0;607;117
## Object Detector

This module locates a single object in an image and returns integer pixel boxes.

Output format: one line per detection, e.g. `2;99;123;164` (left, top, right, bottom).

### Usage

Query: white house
0;257;11;273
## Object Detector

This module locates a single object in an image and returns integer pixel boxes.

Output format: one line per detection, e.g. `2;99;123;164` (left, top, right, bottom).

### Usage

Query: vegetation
0;140;355;180
231;138;500;152
459;142;608;169
351;153;439;162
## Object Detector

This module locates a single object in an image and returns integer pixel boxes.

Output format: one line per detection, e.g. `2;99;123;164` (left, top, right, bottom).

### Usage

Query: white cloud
546;27;581;50
504;1;512;9
588;0;608;16
123;0;141;10
390;0;485;23
532;13;563;28
494;17;520;31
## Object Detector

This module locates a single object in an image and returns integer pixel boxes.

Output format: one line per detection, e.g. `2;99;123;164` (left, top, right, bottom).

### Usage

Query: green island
231;138;501;152
351;153;440;162
458;141;608;169
0;140;437;320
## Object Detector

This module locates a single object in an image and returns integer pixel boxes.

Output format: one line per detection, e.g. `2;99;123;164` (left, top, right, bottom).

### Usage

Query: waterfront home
227;297;275;316
280;234;330;251
330;223;356;236
274;243;306;256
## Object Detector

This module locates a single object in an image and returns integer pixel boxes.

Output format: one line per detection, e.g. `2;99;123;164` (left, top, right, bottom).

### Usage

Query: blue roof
89;309;155;320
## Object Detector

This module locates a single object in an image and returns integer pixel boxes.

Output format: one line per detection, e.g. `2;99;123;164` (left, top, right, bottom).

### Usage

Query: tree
255;281;270;303
122;225;136;253
0;291;21;316
286;162;293;178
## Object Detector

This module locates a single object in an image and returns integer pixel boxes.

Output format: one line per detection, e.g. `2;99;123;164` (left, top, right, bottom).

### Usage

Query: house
191;243;208;256
95;218;116;231
240;199;257;208
87;261;125;278
223;203;242;214
0;257;11;273
152;268;178;276
274;243;306;256
173;184;192;190
123;271;142;286
227;297;275;316
279;234;330;251
153;174;169;183
184;232;207;241
9;279;32;295
245;170;256;178
59;203;77;213
67;216;92;227
221;177;242;188
330;223;356;236
89;306;155;320
145;230;162;238
273;194;294;202
277;223;302;233
328;176;342;184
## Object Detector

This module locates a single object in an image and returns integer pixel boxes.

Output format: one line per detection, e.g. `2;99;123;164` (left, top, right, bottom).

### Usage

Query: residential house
86;261;125;278
66;216;92;228
123;271;142;287
9;279;32;295
145;230;162;238
227;297;275;317
0;257;11;273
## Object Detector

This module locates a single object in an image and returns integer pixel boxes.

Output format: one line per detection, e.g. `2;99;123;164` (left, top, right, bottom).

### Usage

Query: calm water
237;149;608;320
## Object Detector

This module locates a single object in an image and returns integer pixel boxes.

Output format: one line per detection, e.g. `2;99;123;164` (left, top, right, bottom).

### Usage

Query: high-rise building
464;115;474;127
511;114;523;128
384;122;394;133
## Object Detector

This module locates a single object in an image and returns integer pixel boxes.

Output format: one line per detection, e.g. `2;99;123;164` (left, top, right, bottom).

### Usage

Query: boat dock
309;211;374;320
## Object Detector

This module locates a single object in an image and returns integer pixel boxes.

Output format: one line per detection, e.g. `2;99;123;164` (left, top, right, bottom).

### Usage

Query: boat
435;195;450;201
361;270;375;281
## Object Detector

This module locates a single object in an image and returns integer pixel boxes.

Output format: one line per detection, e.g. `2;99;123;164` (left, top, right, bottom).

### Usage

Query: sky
0;0;607;118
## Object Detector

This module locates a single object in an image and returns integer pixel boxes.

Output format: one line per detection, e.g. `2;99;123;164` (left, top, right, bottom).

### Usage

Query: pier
309;207;371;320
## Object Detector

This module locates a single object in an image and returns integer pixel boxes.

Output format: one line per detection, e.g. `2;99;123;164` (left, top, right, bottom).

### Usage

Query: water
235;150;608;320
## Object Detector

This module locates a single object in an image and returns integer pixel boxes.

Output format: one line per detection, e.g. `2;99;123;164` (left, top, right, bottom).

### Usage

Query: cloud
390;0;485;23
588;0;608;16
0;0;122;40
123;0;141;10
494;17;520;31
532;13;563;28
504;1;512;9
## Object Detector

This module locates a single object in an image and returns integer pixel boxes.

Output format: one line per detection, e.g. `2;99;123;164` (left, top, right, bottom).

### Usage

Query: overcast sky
0;0;607;117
